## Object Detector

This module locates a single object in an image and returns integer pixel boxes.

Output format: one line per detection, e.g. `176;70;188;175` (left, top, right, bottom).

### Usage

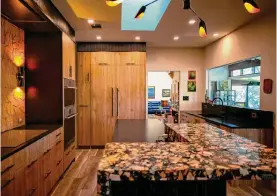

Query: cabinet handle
87;73;89;81
116;88;119;117
66;151;70;156
56;159;62;166
44;171;51;179
1;164;15;175
28;187;37;196
79;105;88;107
112;88;114;117
69;65;72;77
27;159;38;168
1;177;15;189
56;140;62;145
56;133;61;137
44;149;51;155
71;145;75;150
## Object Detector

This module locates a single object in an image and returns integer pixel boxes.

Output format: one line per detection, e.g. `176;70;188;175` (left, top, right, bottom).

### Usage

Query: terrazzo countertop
97;123;276;195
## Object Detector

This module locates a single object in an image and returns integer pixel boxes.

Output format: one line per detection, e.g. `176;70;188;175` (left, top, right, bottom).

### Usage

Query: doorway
147;71;180;122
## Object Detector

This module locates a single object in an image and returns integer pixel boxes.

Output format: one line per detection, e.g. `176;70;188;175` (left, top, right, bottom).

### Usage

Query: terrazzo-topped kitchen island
97;122;276;196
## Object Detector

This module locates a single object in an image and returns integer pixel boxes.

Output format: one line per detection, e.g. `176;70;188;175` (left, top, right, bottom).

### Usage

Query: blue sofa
148;101;171;114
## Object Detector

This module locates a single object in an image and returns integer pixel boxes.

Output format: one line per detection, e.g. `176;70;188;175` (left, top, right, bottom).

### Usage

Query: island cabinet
77;50;146;147
180;111;205;123
1;128;64;196
63;33;76;80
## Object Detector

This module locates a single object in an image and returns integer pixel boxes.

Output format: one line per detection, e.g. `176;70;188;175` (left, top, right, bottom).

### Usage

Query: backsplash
1;18;25;132
202;103;274;128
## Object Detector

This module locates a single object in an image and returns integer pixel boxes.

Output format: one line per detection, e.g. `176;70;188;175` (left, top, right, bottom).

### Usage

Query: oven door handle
65;113;78;119
64;86;77;89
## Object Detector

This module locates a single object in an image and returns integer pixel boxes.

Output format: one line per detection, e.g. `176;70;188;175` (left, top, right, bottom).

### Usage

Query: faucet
212;97;225;118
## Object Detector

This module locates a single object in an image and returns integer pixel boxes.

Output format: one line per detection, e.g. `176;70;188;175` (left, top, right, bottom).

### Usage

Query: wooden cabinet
63;142;75;171
77;51;146;147
1;127;67;196
63;33;76;80
77;52;91;147
117;52;146;119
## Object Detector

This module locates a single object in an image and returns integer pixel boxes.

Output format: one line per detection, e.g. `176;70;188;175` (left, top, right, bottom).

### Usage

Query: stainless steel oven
64;78;76;150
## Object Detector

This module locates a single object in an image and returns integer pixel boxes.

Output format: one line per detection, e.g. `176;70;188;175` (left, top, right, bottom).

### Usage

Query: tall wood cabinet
77;51;146;147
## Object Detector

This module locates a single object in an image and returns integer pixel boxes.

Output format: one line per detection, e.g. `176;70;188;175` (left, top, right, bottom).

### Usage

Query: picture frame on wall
188;81;196;92
188;71;196;80
162;89;171;97
148;86;155;99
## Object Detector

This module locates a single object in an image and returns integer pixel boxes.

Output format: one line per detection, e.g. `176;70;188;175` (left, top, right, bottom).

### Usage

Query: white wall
204;12;276;113
147;48;205;111
148;72;172;101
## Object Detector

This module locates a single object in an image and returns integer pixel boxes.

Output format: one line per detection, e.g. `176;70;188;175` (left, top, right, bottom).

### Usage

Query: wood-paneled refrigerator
77;49;146;147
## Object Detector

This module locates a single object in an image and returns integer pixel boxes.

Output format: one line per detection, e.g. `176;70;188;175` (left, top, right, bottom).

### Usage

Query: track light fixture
106;0;124;7
199;20;207;38
243;0;260;14
183;0;190;9
134;0;158;20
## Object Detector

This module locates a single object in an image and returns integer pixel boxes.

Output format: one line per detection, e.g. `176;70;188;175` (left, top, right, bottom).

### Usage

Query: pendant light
243;0;260;14
199;20;207;38
106;0;124;7
134;0;158;20
135;6;147;19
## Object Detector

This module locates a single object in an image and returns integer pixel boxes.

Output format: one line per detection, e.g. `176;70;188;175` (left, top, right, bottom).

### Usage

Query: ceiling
52;0;276;47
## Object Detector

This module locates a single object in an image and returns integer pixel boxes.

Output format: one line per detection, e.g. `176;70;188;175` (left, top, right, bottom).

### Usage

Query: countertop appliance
64;78;76;150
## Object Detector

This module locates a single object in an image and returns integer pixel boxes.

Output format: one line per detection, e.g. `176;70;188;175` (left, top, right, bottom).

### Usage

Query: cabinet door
117;52;146;119
91;52;117;145
62;33;69;79
77;52;91;147
1;176;15;196
70;39;76;80
25;157;40;196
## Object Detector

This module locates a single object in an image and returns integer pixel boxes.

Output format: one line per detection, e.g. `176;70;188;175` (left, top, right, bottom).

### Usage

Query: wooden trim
77;42;146;52
26;0;75;41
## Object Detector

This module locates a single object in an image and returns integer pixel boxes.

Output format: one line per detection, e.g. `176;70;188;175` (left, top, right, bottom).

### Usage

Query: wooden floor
51;149;276;196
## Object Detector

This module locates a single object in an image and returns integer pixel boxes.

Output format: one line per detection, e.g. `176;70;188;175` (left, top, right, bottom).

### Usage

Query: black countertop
1;124;62;161
113;119;165;142
184;111;273;129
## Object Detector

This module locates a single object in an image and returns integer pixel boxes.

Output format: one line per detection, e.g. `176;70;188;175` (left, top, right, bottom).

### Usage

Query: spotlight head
183;0;190;9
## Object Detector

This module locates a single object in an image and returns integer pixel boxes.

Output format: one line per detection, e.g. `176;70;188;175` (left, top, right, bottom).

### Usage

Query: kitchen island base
109;180;226;196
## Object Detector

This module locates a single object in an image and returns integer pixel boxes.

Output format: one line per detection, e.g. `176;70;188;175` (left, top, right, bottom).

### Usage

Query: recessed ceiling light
213;33;219;37
173;36;179;40
188;19;196;25
88;19;94;24
96;36;102;40
135;36;140;40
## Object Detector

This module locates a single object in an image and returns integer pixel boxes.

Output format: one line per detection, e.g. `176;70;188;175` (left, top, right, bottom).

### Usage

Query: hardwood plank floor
51;149;276;196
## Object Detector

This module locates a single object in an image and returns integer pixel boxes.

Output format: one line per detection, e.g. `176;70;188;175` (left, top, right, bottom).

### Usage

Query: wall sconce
16;67;25;87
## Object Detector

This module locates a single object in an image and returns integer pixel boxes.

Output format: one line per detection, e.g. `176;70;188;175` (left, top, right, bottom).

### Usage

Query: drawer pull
56;159;62;166
71;145;75;150
56;133;61;137
1;177;15;189
56;140;62;145
28;187;37;196
65;151;70;156
1;164;15;175
27;159;38;168
44;171;51;179
44;149;51;155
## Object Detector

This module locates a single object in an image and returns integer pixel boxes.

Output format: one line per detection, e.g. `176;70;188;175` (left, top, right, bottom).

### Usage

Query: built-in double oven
64;78;77;150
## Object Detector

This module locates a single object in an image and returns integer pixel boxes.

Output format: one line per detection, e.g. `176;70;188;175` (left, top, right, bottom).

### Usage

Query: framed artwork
162;89;171;97
148;86;155;99
188;81;196;92
188;71;196;80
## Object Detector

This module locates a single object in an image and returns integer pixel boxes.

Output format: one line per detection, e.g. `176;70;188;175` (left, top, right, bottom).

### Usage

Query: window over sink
207;56;261;109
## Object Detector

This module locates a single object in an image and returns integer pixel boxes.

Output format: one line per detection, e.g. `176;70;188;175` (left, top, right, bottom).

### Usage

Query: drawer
25;157;40;196
53;158;63;184
49;128;62;146
1;176;15;196
1;149;26;181
41;170;52;196
63;143;75;171
26;142;39;164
